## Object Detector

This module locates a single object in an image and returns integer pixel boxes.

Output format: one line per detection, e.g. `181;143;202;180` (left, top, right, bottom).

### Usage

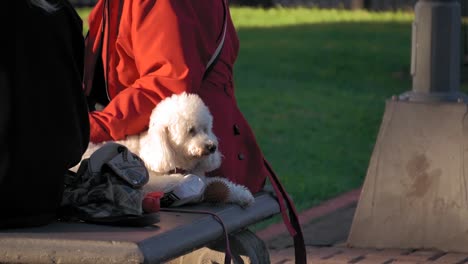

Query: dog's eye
188;127;196;136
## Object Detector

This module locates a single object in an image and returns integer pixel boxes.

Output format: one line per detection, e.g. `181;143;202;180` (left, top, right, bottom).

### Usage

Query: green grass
231;8;414;211
77;7;92;34
76;7;468;228
230;7;414;27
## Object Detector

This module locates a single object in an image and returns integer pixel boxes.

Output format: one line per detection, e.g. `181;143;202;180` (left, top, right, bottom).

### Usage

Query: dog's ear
140;126;177;173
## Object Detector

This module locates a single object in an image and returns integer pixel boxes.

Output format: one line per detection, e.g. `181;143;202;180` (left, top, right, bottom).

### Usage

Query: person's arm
89;0;224;142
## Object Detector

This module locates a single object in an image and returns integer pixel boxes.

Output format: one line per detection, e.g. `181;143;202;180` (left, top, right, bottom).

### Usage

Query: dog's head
140;92;222;174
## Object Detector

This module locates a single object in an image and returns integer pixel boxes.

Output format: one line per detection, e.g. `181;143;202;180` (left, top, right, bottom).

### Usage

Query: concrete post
347;0;468;253
399;0;467;102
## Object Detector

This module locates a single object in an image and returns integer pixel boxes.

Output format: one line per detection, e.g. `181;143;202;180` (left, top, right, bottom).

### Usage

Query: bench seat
0;190;279;264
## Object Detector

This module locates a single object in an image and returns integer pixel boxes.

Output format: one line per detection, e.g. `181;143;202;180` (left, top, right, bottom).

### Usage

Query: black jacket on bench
0;0;89;228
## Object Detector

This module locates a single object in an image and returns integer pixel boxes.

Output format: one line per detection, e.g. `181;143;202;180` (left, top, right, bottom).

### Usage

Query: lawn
231;7;415;210
76;7;468;225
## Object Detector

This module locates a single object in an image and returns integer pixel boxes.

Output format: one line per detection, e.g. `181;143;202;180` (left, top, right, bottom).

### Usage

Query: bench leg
166;228;270;264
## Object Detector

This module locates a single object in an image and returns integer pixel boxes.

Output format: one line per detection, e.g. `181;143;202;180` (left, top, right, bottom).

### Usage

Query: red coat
84;0;268;194
84;1;305;258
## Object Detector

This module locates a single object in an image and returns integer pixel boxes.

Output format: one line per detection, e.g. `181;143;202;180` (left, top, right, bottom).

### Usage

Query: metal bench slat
0;191;280;264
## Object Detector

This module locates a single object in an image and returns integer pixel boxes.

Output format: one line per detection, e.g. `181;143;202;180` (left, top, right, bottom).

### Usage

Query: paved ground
255;188;468;264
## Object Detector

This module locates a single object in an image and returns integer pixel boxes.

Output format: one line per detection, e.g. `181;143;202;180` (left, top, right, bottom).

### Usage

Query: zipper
102;0;110;102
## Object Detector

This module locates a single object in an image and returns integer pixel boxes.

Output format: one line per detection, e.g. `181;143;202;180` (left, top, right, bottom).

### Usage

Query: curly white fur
75;92;254;207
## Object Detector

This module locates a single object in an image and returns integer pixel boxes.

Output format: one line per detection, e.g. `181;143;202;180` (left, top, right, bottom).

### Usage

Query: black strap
264;160;307;264
77;213;160;227
160;208;232;264
0;66;10;186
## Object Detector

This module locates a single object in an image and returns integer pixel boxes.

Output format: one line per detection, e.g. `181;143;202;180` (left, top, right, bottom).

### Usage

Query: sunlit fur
76;92;254;207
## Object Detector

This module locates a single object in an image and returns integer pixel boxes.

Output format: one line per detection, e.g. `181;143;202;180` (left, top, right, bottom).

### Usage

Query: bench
0;188;280;264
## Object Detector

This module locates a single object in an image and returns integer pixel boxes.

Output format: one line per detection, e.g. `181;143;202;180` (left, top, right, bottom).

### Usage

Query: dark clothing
0;1;90;228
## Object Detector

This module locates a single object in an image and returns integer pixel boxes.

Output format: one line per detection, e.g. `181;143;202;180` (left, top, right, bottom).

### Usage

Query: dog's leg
203;178;230;203
204;177;255;207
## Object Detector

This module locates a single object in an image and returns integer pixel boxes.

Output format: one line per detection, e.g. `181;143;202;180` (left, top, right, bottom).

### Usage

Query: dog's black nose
206;143;217;154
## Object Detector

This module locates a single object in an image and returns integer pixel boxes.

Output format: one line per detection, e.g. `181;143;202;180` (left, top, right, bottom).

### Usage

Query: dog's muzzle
204;143;217;155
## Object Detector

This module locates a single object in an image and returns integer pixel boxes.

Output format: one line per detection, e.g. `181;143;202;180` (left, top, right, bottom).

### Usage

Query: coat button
238;153;244;160
233;124;240;135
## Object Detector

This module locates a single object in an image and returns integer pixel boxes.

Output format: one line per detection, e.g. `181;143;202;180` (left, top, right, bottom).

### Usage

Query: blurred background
72;0;420;10
74;0;468;228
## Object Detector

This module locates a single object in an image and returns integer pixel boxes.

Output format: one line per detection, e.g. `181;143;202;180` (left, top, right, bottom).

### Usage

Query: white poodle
77;92;254;207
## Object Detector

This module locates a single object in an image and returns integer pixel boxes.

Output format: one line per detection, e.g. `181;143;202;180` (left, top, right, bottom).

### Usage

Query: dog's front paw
206;177;255;207
239;189;255;208
230;185;255;208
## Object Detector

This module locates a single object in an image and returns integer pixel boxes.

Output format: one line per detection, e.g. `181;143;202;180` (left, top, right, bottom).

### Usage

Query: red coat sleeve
89;0;222;142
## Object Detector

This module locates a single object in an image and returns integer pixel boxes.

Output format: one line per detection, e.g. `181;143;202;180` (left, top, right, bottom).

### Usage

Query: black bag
60;142;159;227
1;1;90;229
